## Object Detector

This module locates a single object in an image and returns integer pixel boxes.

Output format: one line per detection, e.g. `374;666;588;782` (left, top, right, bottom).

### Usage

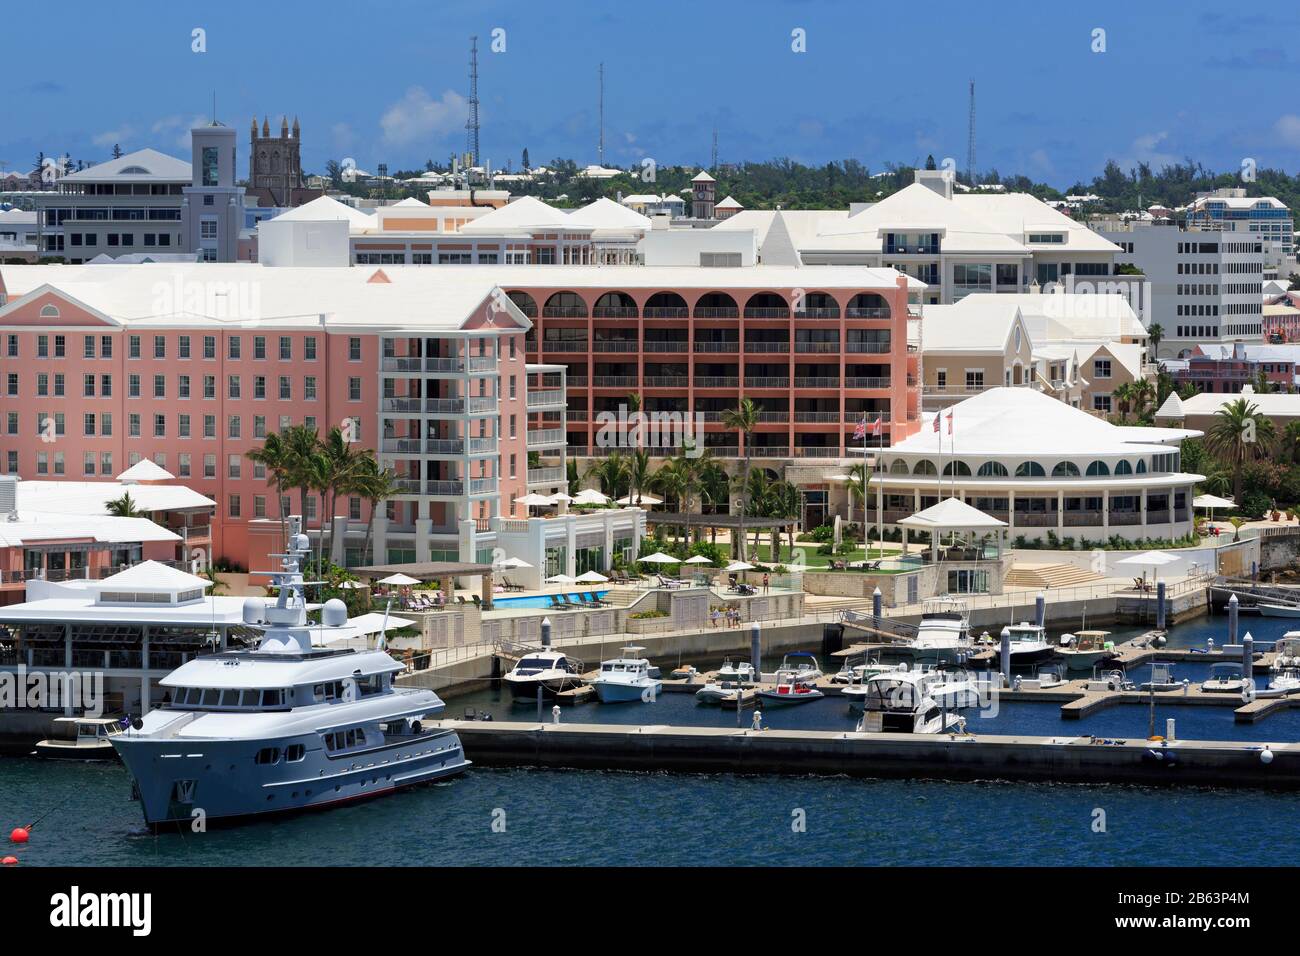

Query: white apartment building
1186;187;1294;274
1097;221;1264;359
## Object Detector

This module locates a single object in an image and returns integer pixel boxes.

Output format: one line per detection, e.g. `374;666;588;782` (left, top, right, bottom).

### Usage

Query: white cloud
147;114;209;149
92;126;134;149
379;87;467;146
331;122;355;153
1274;114;1300;148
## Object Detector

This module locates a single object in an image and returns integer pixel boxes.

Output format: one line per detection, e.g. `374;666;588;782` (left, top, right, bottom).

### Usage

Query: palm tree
353;456;402;566
1112;381;1136;420
741;467;773;559
585;451;630;498
246;431;291;546
316;426;365;560
767;479;801;563
1147;323;1163;357
1205;398;1276;503
652;452;701;548
105;491;144;518
845;461;869;524
697;456;729;544
1279;420;1300;466
280;423;323;521
627;448;652;506
1130;378;1156;419
722;398;760;559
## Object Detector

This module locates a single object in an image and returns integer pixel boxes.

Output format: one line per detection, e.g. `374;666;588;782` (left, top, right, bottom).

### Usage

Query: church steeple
261;116;269;137
292;116;300;138
280;115;289;137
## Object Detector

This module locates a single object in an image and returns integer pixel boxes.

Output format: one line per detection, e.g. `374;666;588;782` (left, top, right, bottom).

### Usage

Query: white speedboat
502;650;582;701
111;518;469;828
1003;623;1054;667
849;668;975;732
899;597;972;665
1202;663;1245;694
590;647;663;703
756;671;824;706
34;717;123;760
1057;629;1115;672
1139;662;1181;692
716;659;755;683
1257;603;1300;618
695;680;741;705
832;658;905;684
778;652;822;683
1274;635;1300;670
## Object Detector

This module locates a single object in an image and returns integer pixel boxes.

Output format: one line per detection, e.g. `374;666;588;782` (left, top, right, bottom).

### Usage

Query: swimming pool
492;590;610;609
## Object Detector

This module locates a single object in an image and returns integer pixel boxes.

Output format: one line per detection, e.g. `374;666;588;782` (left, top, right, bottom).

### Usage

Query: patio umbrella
638;552;681;564
496;556;532;570
574;570;609;583
515;493;556;507
548;492;574;504
1193;494;1236;526
573;489;610;505
378;572;422;586
545;573;577;584
616;493;663;506
1116;550;1180;587
683;555;713;565
723;561;756;573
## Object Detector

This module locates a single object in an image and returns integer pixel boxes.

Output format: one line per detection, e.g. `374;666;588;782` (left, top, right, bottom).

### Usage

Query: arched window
743;292;789;319
846;292;890;318
543;291;588;318
1015;461;1046;477
943;460;972;476
977;461;1009;477
796;291;840;318
592;291;637;318
1114;460;1133;475
1085;461;1110;477
913;459;938;475
1052;461;1081;477
644;291;688;318
693;291;739;318
506;291;537;317
39;304;60;318
890;459;910;474
1136;459;1148;474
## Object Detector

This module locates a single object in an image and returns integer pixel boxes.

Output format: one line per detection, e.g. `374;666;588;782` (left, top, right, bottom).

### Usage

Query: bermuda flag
932;411;941;433
869;414;883;437
852;414;867;441
946;409;954;435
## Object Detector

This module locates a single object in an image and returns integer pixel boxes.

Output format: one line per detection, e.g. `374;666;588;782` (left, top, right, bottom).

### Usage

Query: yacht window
239;689;261;707
219;689;240;707
262;689;284;708
284;744;305;762
200;688;219;707
254;747;281;765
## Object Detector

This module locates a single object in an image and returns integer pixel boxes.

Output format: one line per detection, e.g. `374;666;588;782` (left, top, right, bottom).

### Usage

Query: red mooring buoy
9;828;29;844
1;856;16;865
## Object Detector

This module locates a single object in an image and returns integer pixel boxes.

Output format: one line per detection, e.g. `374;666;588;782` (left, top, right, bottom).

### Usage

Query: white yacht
501;650;582;701
848;668;976;733
111;520;469;827
1274;635;1300;670
1003;623;1054;667
34;717;123;760
590;647;663;703
1057;629;1115;672
716;659;755;683
1202;663;1246;694
899;597;971;665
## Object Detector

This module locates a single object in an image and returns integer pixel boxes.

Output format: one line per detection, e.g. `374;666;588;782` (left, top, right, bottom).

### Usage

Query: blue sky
7;0;1300;187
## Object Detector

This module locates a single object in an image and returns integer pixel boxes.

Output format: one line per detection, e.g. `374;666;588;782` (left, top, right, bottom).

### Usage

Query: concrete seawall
442;720;1298;790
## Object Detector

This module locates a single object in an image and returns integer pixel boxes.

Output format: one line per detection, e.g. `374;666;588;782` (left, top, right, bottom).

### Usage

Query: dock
438;719;1300;790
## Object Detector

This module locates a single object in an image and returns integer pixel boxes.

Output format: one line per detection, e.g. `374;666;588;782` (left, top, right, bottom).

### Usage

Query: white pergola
897;497;1008;564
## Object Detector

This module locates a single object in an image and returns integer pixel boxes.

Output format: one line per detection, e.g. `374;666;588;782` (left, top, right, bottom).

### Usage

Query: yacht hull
502;674;577;700
592;679;662;703
113;728;469;827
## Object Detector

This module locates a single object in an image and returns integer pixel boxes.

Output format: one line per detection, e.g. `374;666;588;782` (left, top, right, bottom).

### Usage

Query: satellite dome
322;598;348;627
291;533;310;552
242;597;264;625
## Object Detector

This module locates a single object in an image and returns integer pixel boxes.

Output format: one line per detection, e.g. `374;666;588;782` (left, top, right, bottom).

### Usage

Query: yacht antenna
377;597;392;651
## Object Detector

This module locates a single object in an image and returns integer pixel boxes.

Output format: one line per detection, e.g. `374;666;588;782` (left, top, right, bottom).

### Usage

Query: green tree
246;431;291;546
1205;398;1276;503
585;451;630;498
352;457;402;567
1147;323;1164;357
105;491;144;518
722;398;760;559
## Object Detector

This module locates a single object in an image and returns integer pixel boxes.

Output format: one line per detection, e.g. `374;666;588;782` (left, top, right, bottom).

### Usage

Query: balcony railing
695;377;739;388
794;411;840;423
846;341;891;353
425;480;465;496
846;308;891;319
1063;511;1104;527
527;428;566;448
694;341;739;353
527;466;566;484
793;447;841;458
540;340;589;352
469;477;499;495
593;376;638;388
644;307;688;318
644;376;688;388
795;342;840;353
527;388;566;408
468;436;498;454
744;307;791;319
467;397;497;414
795;377;839;388
794;308;841;319
694;307;739;318
845;377;891;388
592;307;638;318
751;445;791;457
426;438;467;456
644;340;688;352
543;307;588;318
744;377;790;388
593;340;639;352
744;341;790;353
756;411;789;423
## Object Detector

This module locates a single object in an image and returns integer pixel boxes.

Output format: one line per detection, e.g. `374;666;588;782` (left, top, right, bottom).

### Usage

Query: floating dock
438;719;1298;790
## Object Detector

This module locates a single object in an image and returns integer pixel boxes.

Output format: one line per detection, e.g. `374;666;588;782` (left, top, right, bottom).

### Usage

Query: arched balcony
592;291;637;318
693;292;739;319
543;291;588;318
846;292;891;318
644;291;688;318
506;291;538;317
795;291;841;319
744;292;791;319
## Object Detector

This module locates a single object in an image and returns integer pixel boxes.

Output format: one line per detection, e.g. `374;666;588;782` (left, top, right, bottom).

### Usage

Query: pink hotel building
0;260;920;572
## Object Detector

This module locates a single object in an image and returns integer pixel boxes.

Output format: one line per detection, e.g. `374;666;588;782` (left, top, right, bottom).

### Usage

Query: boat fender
1261;747;1274;765
1;856;16;865
1013;676;1022;691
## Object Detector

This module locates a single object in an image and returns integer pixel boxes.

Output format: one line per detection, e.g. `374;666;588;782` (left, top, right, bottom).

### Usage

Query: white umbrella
496;556;532;570
515;493;555;507
1116;550;1180;588
617;493;663;506
638;552;681;564
575;570;609;583
723;561;756;573
378;573;422;586
683;555;713;565
548;492;574;504
573;489;610;505
1193;494;1236;526
337;580;367;589
545;573;577;584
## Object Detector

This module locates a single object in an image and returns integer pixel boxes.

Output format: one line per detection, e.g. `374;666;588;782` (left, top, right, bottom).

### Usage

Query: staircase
1004;563;1105;589
601;588;646;607
805;596;877;616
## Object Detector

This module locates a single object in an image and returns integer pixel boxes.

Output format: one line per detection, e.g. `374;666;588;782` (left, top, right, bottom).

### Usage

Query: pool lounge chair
548;594;566;610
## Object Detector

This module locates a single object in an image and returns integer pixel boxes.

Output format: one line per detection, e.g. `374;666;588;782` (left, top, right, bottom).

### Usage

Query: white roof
0;511;181;549
957;193;1122;252
271;195;377;228
1176;387;1300;419
715;196;743;210
1154;391;1184;419
60;148;191;184
117;459;174;482
972;292;1146;343
17;479;215;515
920;300;1026;353
97;560;211;593
890;387;1200;457
0;592;249;626
897;497;1006;531
567;196;652;231
692;170;715;182
459;195;573;234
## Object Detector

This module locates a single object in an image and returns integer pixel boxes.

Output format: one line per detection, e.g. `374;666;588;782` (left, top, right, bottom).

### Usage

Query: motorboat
1274;635;1300;670
502;650;583;701
1002;623;1054;667
1057;629;1116;672
716;659;755;683
590;647;663;703
695;680;742;705
1138;662;1182;692
1018;665;1066;690
111;517;469;827
1086;663;1136;692
778;652;822;683
832;657;905;684
849;668;976;733
669;665;699;682
1257;603;1300;618
34;716;124;760
1202;663;1246;694
756;671;824;705
897;597;972;664
1268;666;1300;695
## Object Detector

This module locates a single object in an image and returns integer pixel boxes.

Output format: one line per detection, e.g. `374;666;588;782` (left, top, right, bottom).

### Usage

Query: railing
845;341;891;352
744;377;790;388
795;377;840;388
794;411;840;423
694;341;739;353
704;445;739;457
846;308;891;318
467;397;497;414
539;341;588;352
425;480;465;496
744;307;791;319
466;356;496;373
756;411;789;423
1147;510;1171;523
1014;513;1058;527
467;437;498;454
695;377;739;388
751;445;791;457
592;307;638;318
1063;511;1104;527
527;428;566;447
793;447;841;458
593;340;639;352
845;377;891;388
382;438;426;454
381;357;424;372
543;307;588;318
567;376;588;387
527;388;566;407
694;307;739;318
794;309;841;319
593;376;638;388
425;398;467;415
644;307;688;318
1109;513;1141;526
795;341;840;353
644;340;689;352
745;341;790;353
527;466;566;484
469;477;499;495
426;438;467;455
180;524;210;539
644;376;688;387
382;398;423;413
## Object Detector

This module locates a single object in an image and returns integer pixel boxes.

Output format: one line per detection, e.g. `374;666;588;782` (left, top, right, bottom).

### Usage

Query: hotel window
279;377;291;400
101;413;112;436
1094;395;1112;413
228;336;241;360
509;337;516;359
154;335;166;359
6;451;15;474
83;374;95;397
178;375;190;399
228;454;241;478
279;415;292;431
254;495;267;518
37;373;48;397
101;335;112;358
5;374;14;397
254;336;266;359
153;374;166;398
229;494;241;518
995;264;1018;286
229;375;241;399
83;413;95;436
304;376;317;400
36;452;47;475
83;335;95;359
204;376;216;400
54;335;64;358
154;414;166;437
178;453;191;477
128;374;140;397
100;452;112;476
935;369;947;389
304;496;316;520
128;413;141;437
509;414;517;439
53;413;64;436
179;414;190;438
279;337;292;360
83;452;95;476
348;377;362;401
254;376;266;399
204;454;216;478
179;335;191;358
200;219;218;241
6;335;16;358
53;452;64;475
304;337;317;360
953;264;991;290
228;416;241;439
37;335;47;358
102;374;112;397
349;497;361;520
204;415;216;439
304;416;316;432
1093;359;1111;378
253;460;265;479
6;412;16;435
509;378;517;400
204;336;216;359
348;337;362;361
965;371;984;390
254;415;266;438
53;374;64;397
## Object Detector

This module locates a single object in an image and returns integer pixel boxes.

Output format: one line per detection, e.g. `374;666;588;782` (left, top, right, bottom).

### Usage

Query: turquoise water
492;590;610;609
7;609;1300;867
